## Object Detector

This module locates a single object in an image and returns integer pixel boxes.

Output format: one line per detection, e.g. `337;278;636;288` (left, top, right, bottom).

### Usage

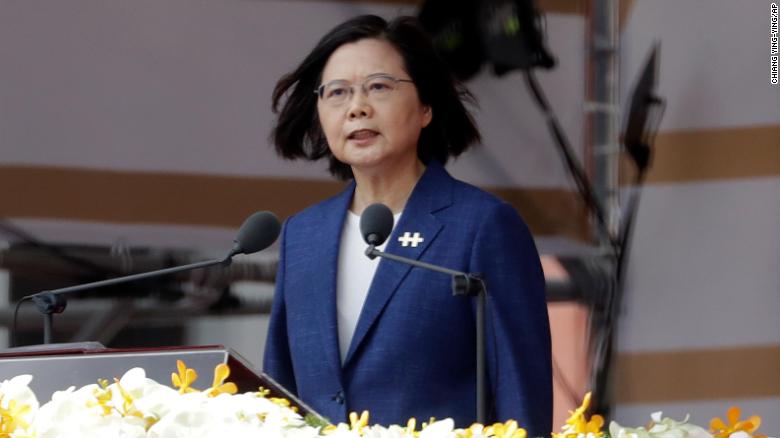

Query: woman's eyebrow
322;72;394;83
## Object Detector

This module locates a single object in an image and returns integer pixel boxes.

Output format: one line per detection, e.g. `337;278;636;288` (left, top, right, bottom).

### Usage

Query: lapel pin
398;232;424;248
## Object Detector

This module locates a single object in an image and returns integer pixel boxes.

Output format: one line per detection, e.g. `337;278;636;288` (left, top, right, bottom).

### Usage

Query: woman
263;15;552;436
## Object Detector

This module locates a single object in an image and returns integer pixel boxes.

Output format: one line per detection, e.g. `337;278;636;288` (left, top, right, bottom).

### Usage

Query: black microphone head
232;211;281;256
360;203;394;246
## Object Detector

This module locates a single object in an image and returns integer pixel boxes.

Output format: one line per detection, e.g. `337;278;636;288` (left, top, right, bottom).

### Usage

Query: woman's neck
350;159;425;214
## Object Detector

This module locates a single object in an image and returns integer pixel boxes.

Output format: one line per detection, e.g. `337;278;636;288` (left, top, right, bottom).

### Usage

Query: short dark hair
270;15;481;180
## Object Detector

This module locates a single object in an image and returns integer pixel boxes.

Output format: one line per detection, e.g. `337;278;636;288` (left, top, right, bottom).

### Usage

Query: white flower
326;424;363;438
145;389;315;438
610;412;713;438
110;367;179;422
32;384;147;438
9;365;746;438
361;424;406;438
0;374;39;429
420;419;456;438
0;374;39;411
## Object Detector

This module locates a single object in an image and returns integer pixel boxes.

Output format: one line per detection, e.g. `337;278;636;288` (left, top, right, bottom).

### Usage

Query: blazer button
331;390;345;404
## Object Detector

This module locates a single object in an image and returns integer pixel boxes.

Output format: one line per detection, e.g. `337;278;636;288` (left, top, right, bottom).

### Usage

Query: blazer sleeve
470;201;552;437
262;220;298;395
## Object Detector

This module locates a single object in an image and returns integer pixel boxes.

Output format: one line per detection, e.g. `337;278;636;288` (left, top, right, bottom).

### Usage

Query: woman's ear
421;105;433;128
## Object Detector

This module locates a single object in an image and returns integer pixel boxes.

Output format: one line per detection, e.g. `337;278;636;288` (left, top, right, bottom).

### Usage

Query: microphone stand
365;245;488;424
15;209;280;347
23;256;234;345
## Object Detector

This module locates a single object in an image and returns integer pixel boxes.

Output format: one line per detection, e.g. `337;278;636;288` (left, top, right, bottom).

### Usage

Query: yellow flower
406;417;418;436
487;420;527;438
456;420;527;438
553;392;605;438
206;363;238;397
113;378;145;420
171;360;199;393
458;423;480;438
254;386;298;414
269;397;299;413
88;385;114;416
0;395;32;434
710;406;766;438
421;417;438;430
322;411;370;435
349;410;370;434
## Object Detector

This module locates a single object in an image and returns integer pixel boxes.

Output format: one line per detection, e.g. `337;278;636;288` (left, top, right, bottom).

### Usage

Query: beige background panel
621;1;780;131
0;165;587;239
0;0;587;189
615;345;780;403
0;165;345;228
305;0;588;15
620;124;780;184
618;178;780;353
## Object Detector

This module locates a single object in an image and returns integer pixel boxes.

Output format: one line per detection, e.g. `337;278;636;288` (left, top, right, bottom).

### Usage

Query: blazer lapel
307;182;355;380
343;163;453;366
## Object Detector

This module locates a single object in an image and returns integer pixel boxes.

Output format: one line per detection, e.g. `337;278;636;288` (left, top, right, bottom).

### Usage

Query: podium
0;343;318;418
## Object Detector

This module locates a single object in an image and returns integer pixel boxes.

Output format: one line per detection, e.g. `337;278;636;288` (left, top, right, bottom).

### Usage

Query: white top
336;210;400;363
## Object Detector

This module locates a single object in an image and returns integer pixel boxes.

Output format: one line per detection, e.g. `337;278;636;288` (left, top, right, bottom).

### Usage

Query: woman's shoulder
425;162;504;207
284;182;354;228
449;177;504;206
435;169;516;217
428;167;532;236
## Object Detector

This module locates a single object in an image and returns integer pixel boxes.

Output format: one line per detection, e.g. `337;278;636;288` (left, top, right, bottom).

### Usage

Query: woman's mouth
347;129;380;145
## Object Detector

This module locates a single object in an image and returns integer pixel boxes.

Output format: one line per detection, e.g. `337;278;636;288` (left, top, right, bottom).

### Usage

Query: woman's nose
347;91;373;119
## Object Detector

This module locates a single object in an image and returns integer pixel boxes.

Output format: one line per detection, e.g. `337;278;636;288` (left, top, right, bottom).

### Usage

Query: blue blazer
264;163;552;436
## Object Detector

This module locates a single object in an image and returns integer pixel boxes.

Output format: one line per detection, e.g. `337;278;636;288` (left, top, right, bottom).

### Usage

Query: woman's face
317;38;432;175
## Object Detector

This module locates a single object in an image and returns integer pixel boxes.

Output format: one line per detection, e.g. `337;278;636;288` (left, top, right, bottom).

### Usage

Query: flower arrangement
0;362;771;438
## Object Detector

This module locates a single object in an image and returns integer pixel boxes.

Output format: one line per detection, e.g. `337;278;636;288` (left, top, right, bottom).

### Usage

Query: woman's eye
368;82;391;91
327;87;347;98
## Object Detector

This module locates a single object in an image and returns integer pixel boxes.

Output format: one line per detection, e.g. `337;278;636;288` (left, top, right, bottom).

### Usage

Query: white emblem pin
398;232;424;248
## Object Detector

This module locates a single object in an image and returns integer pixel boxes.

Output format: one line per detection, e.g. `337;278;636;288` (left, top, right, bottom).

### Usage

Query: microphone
358;203;488;423
358;203;482;297
360;203;394;251
15;211;281;345
228;211;282;258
